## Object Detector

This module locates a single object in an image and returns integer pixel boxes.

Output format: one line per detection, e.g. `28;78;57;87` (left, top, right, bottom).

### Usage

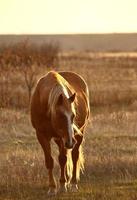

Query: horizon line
0;32;137;35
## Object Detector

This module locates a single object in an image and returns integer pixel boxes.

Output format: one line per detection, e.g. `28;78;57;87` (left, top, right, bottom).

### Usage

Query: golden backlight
0;0;137;34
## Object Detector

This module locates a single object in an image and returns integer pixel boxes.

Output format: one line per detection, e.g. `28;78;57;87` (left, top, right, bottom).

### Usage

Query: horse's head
53;93;76;149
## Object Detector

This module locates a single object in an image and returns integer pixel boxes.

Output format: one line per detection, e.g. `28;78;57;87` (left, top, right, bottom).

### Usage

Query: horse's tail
66;144;84;182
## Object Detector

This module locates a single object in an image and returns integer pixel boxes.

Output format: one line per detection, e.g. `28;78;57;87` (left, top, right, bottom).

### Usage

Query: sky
0;0;137;34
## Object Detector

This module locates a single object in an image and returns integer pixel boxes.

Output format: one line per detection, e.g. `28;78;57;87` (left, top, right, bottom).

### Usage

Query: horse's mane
47;72;82;135
47;72;74;116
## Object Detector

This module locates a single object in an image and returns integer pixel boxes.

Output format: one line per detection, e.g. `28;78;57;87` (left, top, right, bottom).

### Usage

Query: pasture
0;48;137;200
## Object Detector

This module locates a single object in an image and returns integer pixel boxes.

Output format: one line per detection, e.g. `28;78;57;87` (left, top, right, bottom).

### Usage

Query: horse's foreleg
71;135;83;191
55;139;68;192
36;132;56;196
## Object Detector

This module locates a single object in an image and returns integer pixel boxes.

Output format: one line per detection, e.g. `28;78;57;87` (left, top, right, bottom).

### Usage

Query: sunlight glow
0;0;137;34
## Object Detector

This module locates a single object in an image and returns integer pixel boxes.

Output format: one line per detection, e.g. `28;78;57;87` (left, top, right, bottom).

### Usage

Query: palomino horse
30;71;90;195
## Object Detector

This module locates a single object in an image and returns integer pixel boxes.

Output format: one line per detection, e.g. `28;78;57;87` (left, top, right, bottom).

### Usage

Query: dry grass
1;48;137;199
1;50;137;108
1;105;137;199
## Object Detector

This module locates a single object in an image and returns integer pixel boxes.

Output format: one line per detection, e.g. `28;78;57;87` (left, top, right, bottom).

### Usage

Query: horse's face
54;93;76;149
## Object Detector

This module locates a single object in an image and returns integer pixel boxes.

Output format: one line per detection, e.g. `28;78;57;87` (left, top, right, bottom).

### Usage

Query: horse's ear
69;93;76;103
57;94;63;105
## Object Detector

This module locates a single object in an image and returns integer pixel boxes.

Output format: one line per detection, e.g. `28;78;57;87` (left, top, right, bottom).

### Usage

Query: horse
30;71;90;196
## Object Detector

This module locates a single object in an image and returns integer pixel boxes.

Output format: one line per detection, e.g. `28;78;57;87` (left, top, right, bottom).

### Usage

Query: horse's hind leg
71;134;83;191
54;139;68;193
36;131;57;196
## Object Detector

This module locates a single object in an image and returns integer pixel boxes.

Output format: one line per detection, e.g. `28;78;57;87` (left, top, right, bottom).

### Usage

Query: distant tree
0;40;60;108
22;65;36;104
0;40;60;69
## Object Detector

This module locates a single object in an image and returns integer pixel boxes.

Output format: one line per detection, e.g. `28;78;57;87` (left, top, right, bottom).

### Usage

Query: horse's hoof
47;187;57;196
58;184;67;193
70;184;78;192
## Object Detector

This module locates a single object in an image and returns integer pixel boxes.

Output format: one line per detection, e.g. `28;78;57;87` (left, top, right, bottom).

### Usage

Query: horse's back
59;71;89;96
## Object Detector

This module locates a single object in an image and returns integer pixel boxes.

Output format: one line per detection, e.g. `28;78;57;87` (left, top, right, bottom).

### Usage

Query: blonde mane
47;72;75;117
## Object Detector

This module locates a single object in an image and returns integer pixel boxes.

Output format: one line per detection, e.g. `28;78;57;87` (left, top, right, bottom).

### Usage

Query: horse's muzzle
65;138;76;149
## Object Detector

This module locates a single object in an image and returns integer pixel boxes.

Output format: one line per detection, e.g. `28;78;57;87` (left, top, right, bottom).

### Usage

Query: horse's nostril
65;141;73;149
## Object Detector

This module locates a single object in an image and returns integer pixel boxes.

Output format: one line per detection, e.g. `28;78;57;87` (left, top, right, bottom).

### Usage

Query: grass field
1;50;137;199
1;106;137;200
